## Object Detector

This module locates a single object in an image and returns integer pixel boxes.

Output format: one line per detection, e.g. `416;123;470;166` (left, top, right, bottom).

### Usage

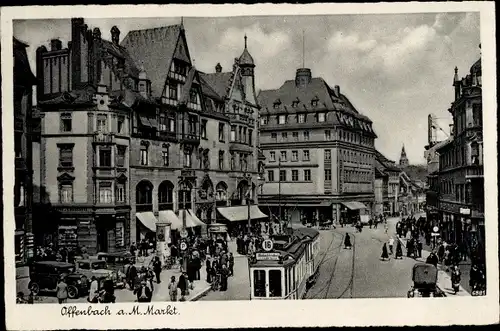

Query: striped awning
217;205;268;222
158;210;179;227
175;209;205;229
342;201;368;210
136;212;159;232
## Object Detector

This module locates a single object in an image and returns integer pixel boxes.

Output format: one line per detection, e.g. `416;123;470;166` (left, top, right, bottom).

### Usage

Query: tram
248;228;321;300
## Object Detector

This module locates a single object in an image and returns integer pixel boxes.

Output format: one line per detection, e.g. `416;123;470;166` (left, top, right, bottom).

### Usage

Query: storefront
136;211;160;243
217;205;268;235
341;201;368;224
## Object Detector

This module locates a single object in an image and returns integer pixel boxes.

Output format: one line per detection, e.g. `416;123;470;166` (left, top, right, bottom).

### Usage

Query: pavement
15;252;211;303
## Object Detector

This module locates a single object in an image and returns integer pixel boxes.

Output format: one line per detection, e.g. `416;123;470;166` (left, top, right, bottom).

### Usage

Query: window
242;127;247;143
159;114;167;131
269;270;282;297
230;126;236;142
97;114;107;132
219;151;224;170
269;151;276;162
303;150;310;161
292;132;299;141
230;153;235;170
169;82;178;100
59;184;73;203
115;222;125;247
248;129;253;146
271;133;277;142
292;170;299;181
280;151;287;162
190;90;198;104
14;132;22;158
278;115;287;124
303;131;309;141
279;170;287;182
201;119;207;139
260;116;268;125
317;113;325;123
184;150;192;168
117;116;125;133
473;104;482;127
99;147;112;167
218;123;225;141
60;113;72;132
298;114;306;123
292;150;298;162
116;184;125;203
281;132;287;142
162;150;169;166
140;149;148;166
304;169;311;182
325;169;332;181
168;118;175;132
325;149;331;161
325;130;331;140
116;146;126;167
268;170;275;182
59;145;73;168
188;115;197;135
253;270;266;297
99;182;113;203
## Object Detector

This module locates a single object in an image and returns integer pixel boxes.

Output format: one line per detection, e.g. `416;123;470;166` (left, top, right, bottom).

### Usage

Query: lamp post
179;178;188;273
244;161;252;235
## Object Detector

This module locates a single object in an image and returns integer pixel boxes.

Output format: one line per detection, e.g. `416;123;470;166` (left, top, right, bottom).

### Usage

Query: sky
13;12;480;164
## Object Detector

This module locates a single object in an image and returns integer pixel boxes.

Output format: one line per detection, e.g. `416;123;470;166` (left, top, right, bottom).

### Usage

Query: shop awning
217;205;268;222
189;209;206;226
136;212;159;232
342;201;368;210
158;210;181;229
176;210;205;228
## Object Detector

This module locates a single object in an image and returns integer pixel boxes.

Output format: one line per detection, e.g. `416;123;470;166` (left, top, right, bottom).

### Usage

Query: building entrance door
97;228;109;253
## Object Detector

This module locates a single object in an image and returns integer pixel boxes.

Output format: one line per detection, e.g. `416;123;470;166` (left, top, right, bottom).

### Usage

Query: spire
302;29;305;68
238;34;254;66
180;17;184;31
453;66;459;86
244;34;247;49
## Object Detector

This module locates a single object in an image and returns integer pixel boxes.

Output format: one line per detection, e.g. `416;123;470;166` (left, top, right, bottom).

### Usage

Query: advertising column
156;222;171;265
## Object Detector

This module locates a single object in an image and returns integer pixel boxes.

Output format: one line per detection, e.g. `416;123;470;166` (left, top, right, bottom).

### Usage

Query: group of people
206;250;234;291
380;237;404;260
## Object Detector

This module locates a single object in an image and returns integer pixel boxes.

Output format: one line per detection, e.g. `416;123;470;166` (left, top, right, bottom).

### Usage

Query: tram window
253;270;266;297
269;269;283;297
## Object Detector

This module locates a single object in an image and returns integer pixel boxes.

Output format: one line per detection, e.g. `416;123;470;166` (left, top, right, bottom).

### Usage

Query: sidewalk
398;237;470;297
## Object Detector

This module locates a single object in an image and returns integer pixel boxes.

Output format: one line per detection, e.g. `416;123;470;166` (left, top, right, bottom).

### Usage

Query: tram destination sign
256;252;280;261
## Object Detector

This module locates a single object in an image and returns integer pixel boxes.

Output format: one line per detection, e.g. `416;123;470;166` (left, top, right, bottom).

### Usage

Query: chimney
215;63;222;73
334;85;340;96
71;18;84;90
93;28;102;41
111;26;120;45
50;39;62;51
295;68;312;88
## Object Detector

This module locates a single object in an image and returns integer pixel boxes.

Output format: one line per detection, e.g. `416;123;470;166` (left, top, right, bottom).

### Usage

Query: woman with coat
344;233;352;249
395;240;403;259
177;271;188;301
381;243;389;261
206;258;212;283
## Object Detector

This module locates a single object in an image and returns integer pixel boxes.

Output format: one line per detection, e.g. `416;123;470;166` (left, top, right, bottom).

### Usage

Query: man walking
56;277;68;304
388;237;395;255
168;276;178;302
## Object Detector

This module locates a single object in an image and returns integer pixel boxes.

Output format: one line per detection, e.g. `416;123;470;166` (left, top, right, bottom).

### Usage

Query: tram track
335;233;356;299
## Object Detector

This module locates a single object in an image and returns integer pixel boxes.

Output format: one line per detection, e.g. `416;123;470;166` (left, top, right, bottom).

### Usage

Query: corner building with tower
34;18;264;254
257;67;377;225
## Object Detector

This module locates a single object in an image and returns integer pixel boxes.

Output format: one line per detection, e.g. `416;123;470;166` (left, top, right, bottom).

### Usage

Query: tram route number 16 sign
262;239;273;252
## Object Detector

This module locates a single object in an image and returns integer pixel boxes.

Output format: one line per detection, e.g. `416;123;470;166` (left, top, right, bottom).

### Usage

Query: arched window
158;180;174;211
216;182;228;206
136;180;153;212
234;180;249;205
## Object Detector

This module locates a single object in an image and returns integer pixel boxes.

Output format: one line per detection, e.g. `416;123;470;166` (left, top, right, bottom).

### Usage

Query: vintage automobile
28;261;89;299
75;259;126;289
407;262;445;298
96;252;134;279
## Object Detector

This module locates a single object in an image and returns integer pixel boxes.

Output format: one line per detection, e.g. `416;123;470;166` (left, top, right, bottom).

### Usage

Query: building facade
436;52;484;263
13;37;38;263
35;18;263;253
257;67;377;225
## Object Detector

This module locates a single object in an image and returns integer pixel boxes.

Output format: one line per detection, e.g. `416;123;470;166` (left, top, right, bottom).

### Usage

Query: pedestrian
380;243;389;261
130;242;136;257
426;252;439;267
88;276;99;303
388;237;394;255
56;277;68;304
416;240;423;258
128;263;137;290
168;276;178;302
178;271;188;301
228;252;234;276
369;218;373;229
220;264;229;291
395;240;403;259
344;233;352;249
152;256;162;284
206;258;212;283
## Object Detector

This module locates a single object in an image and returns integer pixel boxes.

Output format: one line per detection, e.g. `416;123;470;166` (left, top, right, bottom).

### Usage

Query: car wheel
29;282;40;295
67;285;79;299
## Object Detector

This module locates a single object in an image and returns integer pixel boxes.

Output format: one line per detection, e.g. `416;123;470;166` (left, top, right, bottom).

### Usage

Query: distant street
305;218;425;299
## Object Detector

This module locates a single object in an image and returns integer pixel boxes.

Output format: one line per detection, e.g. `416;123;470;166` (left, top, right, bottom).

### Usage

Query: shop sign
256;252;280;261
460;208;471;215
208;225;227;233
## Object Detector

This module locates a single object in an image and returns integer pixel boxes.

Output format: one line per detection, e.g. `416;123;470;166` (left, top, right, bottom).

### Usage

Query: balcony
466;166;483;178
229;141;253;153
180;133;199;145
93;132;115;144
158;131;177;142
180;169;196;178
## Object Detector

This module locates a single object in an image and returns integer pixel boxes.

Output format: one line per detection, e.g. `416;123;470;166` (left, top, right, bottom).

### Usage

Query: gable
173;31;191;64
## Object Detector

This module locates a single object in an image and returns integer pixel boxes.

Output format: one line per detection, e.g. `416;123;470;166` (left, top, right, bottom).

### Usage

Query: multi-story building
436;50;484;263
13;37;38;263
35;19;264;252
374;150;401;215
257;67;377;225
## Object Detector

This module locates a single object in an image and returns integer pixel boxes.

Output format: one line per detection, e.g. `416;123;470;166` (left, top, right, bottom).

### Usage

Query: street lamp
179;178;189;273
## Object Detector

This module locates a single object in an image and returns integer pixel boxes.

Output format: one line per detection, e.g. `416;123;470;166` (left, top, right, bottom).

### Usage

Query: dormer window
292;97;300;108
139;81;147;93
273;99;281;109
190;89;198;104
260;116;268;125
311;96;319;107
168;82;178;100
317;112;326;123
278;115;286;125
298;113;306;123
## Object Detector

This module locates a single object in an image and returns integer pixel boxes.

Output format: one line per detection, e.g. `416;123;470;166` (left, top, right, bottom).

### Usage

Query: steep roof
400;165;428;183
375;149;400;171
120;25;182;98
199;71;233;99
13;37;37;87
257;77;371;122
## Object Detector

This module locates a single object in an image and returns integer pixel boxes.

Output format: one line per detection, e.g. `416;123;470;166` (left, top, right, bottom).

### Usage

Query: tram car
248;228;320;300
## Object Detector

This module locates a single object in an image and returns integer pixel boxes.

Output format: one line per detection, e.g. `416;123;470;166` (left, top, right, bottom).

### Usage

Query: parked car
96;252;134;281
28;261;88;299
75;259;125;289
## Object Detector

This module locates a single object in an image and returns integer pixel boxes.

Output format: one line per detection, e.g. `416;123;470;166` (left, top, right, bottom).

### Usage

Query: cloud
328;32;377;53
432;13;462;35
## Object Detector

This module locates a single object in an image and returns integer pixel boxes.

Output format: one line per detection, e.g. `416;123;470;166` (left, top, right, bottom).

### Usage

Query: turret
453;66;461;101
238;35;257;105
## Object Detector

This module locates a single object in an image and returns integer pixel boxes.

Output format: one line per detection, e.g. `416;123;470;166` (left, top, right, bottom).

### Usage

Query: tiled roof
470;58;481;74
257;77;371;122
199;71;233;99
400;165;428;183
13;37;37;86
179;66;196;105
101;40;140;81
120;25;182;98
199;74;224;101
374;149;400;171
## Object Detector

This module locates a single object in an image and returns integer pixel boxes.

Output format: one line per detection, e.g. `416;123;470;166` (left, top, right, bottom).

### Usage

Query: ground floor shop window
269;269;282;297
115;222;125;247
253;270;266;297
